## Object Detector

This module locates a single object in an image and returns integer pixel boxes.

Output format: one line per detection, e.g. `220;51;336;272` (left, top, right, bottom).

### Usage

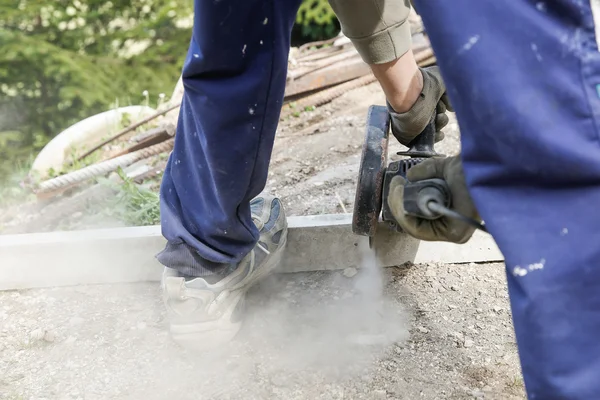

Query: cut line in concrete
0;214;503;291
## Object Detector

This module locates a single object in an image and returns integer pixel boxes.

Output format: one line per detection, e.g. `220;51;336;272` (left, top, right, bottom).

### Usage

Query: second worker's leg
158;0;301;348
415;0;600;398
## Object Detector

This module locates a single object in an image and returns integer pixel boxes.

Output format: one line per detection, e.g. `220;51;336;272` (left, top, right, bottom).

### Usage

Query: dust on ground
0;262;524;400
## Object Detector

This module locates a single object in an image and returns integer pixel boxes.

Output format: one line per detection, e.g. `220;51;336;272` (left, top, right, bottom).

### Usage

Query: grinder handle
402;178;451;220
397;115;440;158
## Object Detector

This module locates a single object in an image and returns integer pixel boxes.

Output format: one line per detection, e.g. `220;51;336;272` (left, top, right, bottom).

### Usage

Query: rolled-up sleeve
328;0;413;64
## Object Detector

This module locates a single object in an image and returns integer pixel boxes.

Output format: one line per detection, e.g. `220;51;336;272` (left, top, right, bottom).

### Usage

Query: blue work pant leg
157;0;301;276
415;0;600;398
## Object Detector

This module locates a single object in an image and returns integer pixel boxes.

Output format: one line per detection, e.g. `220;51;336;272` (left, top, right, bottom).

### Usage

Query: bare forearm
370;49;423;113
327;0;422;111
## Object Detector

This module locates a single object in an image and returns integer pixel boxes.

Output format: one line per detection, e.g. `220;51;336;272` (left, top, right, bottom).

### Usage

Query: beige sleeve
327;0;413;64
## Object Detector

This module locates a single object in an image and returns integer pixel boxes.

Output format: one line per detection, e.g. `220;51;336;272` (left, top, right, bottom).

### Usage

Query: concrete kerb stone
0;213;503;291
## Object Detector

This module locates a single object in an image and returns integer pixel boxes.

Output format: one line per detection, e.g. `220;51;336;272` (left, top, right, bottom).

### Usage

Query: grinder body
352;105;449;238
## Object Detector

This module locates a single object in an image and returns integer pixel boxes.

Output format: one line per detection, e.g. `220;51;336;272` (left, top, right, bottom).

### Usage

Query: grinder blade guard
352;105;448;239
352;106;390;237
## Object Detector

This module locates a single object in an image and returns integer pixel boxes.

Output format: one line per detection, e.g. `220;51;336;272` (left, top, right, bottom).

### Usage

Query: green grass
97;167;161;226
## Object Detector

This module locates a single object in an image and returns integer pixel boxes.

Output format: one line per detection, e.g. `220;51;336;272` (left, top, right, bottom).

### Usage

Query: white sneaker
161;194;287;349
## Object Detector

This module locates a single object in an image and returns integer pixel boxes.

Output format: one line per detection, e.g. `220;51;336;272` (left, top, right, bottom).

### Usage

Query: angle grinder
352;105;486;246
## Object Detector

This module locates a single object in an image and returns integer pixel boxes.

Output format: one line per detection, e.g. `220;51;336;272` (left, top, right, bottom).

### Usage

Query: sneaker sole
169;234;287;349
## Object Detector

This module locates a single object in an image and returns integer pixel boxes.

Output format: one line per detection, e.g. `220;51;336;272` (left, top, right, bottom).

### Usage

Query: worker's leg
158;0;300;275
415;0;600;398
157;0;301;347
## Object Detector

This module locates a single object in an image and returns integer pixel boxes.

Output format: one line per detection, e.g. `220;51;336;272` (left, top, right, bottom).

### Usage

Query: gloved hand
387;155;480;244
388;66;453;146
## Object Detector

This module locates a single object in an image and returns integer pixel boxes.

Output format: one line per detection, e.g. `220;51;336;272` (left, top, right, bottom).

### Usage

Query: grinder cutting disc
352;105;390;237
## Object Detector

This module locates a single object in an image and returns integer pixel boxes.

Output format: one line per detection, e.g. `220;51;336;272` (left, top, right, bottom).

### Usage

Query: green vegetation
0;0;193;184
295;0;340;41
98;167;161;226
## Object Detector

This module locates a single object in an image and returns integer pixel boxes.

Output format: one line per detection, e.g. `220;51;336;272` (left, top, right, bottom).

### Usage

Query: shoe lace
256;241;270;255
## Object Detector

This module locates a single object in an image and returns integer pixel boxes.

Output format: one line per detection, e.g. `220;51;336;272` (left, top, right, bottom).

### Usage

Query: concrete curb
0;214;503;291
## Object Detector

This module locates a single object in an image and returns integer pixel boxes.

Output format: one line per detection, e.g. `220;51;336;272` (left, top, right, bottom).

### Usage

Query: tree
0;0;193;182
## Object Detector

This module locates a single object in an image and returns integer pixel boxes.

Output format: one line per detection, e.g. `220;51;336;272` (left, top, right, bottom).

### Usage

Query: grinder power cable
352;105;487;247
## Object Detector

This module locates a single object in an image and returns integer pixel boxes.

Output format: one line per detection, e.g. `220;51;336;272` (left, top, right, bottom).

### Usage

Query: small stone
451;286;459;291
30;328;45;341
43;331;56;342
372;389;386;399
464;339;474;348
417;326;429;334
451;331;464;340
343;267;358;278
425;267;437;277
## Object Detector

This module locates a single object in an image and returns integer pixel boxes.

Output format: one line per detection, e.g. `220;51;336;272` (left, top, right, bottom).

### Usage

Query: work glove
387;155;480;244
388;66;454;146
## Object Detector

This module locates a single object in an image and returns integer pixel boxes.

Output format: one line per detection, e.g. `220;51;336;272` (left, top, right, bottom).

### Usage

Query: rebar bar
37;139;174;198
282;74;377;118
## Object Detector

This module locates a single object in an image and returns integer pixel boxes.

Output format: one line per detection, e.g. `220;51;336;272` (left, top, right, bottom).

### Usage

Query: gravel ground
0;259;525;400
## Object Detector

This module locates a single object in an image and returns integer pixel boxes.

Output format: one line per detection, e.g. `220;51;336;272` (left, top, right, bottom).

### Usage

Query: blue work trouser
157;0;302;275
159;0;600;397
415;0;600;398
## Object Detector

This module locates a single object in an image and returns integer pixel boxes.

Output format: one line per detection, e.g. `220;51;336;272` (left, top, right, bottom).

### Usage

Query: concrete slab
0;214;503;291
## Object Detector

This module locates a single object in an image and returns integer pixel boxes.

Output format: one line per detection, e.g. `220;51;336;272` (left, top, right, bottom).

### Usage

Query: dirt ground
0;84;525;399
0;261;524;400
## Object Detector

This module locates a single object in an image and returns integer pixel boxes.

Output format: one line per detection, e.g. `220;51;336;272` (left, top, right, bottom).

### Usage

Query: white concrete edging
0;214;503;291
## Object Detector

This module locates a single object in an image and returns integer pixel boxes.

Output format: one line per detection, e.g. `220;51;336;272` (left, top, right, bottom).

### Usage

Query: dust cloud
147;240;411;398
1;232;412;399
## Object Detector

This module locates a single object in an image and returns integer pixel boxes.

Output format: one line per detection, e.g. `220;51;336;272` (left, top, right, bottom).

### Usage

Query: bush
295;0;340;42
